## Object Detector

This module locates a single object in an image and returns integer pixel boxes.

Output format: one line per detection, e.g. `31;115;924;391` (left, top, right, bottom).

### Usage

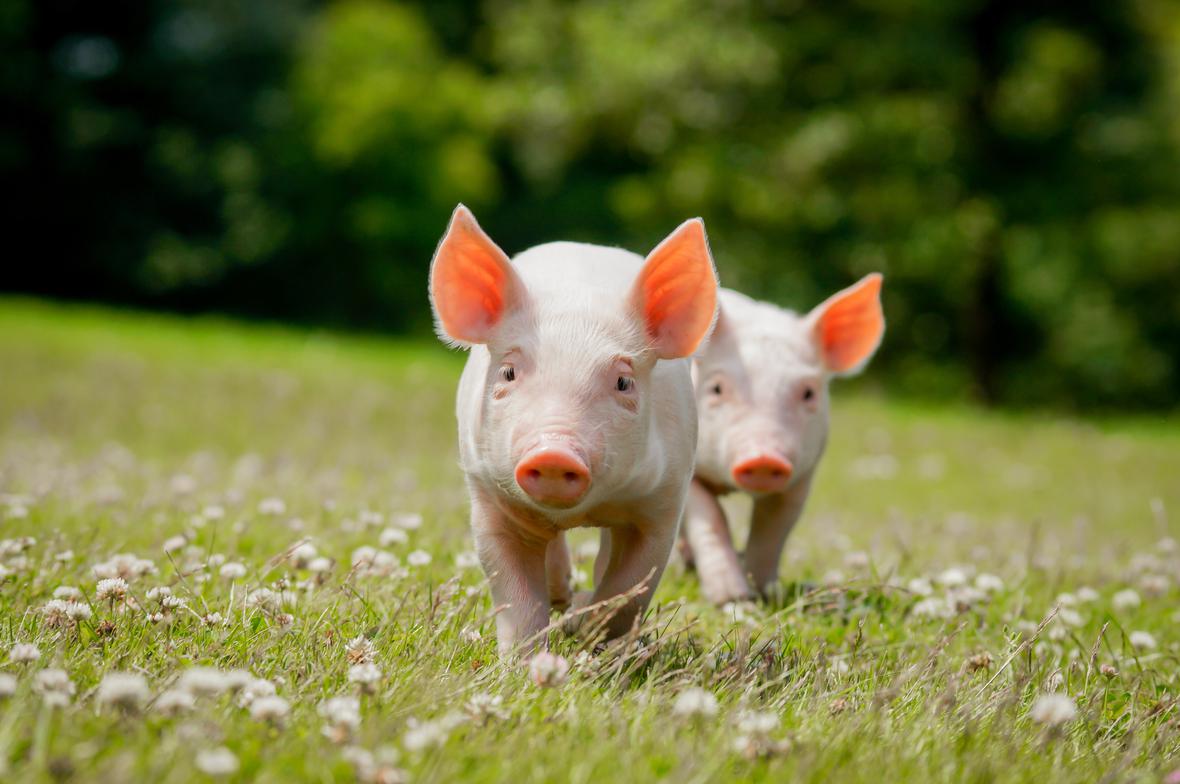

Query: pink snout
732;454;793;493
515;447;591;508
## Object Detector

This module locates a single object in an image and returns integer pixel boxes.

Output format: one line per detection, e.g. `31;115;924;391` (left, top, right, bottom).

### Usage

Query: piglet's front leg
471;495;551;656
682;480;753;605
576;519;677;640
744;476;812;597
545;533;573;611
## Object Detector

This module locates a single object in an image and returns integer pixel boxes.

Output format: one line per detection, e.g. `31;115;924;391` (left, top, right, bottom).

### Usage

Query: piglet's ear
808;273;885;376
630;218;719;359
429;205;523;346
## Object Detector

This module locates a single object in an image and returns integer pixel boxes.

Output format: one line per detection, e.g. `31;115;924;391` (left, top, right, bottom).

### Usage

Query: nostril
528;469;542;481
563;471;579;483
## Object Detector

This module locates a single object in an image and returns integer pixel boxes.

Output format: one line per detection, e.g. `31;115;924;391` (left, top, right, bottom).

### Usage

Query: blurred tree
1;0;1178;409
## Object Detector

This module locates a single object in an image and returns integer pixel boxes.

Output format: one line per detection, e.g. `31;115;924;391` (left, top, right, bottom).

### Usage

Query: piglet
429;205;718;654
681;275;884;604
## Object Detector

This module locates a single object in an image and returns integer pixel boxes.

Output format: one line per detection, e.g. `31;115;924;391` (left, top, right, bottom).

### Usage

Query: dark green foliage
2;0;1178;408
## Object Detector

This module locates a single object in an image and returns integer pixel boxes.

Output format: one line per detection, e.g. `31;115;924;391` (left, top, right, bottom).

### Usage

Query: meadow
0;298;1177;782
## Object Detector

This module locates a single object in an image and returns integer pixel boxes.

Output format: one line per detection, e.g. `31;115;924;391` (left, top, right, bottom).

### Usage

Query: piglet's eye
616;376;635;393
801;386;815;401
499;365;516;383
710;382;723;396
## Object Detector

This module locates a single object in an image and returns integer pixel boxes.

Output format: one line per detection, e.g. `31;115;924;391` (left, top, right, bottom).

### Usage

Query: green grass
0;296;1177;783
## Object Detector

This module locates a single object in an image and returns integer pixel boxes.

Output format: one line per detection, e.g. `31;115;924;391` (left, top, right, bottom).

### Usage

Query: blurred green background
3;0;1179;410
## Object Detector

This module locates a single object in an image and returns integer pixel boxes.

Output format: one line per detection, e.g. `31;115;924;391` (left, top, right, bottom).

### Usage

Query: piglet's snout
515;441;591;508
732;453;793;494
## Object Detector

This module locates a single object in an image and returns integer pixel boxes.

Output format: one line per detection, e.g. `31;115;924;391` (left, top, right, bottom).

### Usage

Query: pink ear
810;273;885;375
630;218;719;359
429;205;521;346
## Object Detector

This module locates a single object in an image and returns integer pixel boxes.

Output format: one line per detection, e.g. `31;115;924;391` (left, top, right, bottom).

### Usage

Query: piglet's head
694;274;884;495
430;205;718;511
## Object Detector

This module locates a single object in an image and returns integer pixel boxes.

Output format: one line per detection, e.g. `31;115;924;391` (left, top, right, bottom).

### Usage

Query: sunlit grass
0;298;1177;782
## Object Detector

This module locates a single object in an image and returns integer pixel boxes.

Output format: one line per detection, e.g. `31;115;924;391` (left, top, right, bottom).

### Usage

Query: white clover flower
221;669;254;692
34;669;75;706
161;595;187;610
247;588;282;612
948;586;987;612
1129;631;1157;650
66;603;92;621
219;562;247;580
821;569;845;586
162;535;187;553
379;528;409;547
1112;589;1141;611
319;695;362;731
937;567;968;588
464;692;507;723
53;586;82;601
237;678;276;707
170;474;197;495
0;673;16;698
155;688;196;716
351;548;404;578
1076;586;1100;603
41;599;76;628
258;497;287;516
177;667;230;696
346;636;376;665
96;672;150;711
358;510;385;527
341;746;377;780
348;663;382;692
203;612;224;626
672;687;719;718
911;597;953;619
202;505;226;520
308;557;332;574
843;551;870;570
403;712;465;752
735;709;779;736
95;577;129;602
290;542;318;568
9;643;40;663
195;747;239;776
829;658;852;677
906;577;934;596
1057;608;1084;628
528;652;569;688
1029;693;1077;726
146;586;172;601
249;694;291;723
1140;574;1171;596
4;556;29;573
93;553;157;581
1055;592;1078;607
392;513;422;530
54;550;75;563
0;536;35;556
351;546;378;567
407;550;432;567
974;573;1004;593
